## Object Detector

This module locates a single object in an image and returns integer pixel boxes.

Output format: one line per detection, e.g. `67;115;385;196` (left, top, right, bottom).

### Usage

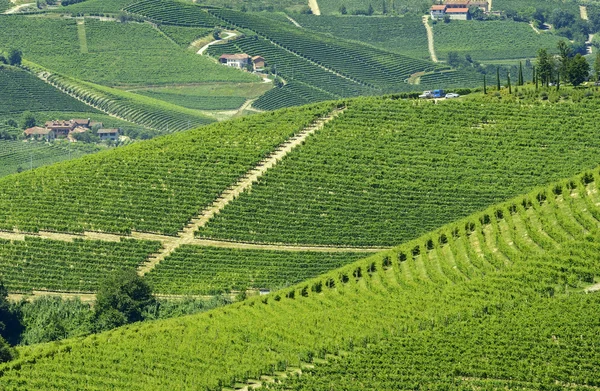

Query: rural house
97;128;120;141
219;54;251;69
430;0;488;20
252;55;266;71
24;126;55;141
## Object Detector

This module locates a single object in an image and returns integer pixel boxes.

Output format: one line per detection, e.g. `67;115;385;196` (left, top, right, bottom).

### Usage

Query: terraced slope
2;167;600;390
197;96;600;246
0;102;334;235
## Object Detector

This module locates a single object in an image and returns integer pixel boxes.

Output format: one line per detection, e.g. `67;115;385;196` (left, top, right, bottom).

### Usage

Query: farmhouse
219;53;251;69
97;128;120;141
24;126;55;141
252;55;266;71
430;0;488;19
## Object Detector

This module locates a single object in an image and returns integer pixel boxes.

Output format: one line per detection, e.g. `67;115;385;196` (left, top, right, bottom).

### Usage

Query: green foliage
0;279;22;346
134;90;247;111
144;246;366;294
18;297;92;345
568;53;590;86
0;237;161;292
0;337;16;364
20;111;35;130
0;102;335;235
3;167;600;389
433;20;562;61
198;96;600;246
0;0;11;12
7;49;22;66
93;270;155;331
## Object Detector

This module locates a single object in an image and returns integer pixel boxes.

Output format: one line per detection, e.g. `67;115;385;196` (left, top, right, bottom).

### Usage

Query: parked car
445;93;460;99
419;90;433;99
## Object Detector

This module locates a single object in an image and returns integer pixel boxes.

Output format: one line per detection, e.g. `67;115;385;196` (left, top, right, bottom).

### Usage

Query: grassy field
0;16;258;87
197;94;600;246
131;82;273;111
156;25;212;47
292;14;429;59
433;20;563;61
2;164;600;389
317;0;431;15
492;0;580;14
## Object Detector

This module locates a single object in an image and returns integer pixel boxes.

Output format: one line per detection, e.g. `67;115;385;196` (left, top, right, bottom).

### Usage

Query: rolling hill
1;163;599;389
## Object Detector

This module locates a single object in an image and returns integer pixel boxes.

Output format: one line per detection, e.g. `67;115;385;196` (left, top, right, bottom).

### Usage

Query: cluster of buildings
219;54;266;71
24;118;120;142
430;0;489;20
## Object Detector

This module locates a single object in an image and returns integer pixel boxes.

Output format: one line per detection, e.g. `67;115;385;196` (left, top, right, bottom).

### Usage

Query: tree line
0;270;231;364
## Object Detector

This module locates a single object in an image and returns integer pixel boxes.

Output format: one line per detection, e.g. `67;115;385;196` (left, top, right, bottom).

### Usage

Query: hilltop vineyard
198;96;600;246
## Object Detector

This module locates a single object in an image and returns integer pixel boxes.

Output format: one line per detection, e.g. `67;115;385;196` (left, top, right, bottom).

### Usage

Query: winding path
422;15;438;63
197;31;237;55
3;2;34;14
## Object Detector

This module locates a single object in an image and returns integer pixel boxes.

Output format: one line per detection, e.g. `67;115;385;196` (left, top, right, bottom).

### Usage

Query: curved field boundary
137;106;347;275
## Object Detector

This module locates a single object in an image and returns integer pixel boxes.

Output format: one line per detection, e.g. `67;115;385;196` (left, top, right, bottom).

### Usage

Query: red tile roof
219;54;250;60
431;5;446;10
446;7;469;12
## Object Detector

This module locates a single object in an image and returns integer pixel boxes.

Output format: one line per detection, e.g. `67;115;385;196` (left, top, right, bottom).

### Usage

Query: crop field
144;246;366;294
293;15;429;59
0;140;99;178
493;0;580;14
317;0;432;15
433;20;563;61
123;0;224;27
56;0;139;13
0;67;93;114
0;17;257;87
209;9;439;91
197;96;600;247
156;25;212;47
0;102;335;235
0;0;11;12
0;237;161;292
2;166;600;389
133;90;247;111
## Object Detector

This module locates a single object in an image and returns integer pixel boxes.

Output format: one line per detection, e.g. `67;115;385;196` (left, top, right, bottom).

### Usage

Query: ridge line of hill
137;107;347;276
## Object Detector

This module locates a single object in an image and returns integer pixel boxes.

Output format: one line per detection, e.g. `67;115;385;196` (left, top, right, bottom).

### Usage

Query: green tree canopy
93;270;155;332
8;49;22;66
567;54;590;86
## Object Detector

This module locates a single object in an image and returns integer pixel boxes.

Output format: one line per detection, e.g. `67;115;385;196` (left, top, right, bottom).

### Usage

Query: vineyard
0;102;335;235
208;9;439;91
492;0;580;14
0;0;11;12
0;67;93;114
156;25;212;47
317;0;432;15
292;14;430;59
144;246;365;294
0;237;160;292
197;96;600;246
123;0;224;27
0;17;256;87
2;165;600;389
433;20;563;61
133;90;247;111
0;140;99;178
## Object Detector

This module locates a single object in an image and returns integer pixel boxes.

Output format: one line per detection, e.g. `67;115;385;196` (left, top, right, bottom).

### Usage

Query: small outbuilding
97;128;120;141
24;126;55;141
252;55;266;71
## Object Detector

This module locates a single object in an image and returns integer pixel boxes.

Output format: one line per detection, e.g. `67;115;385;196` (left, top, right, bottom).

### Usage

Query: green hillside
2;165;600;389
197;95;600;246
0;17;256;87
0;102;334;235
292;14;430;59
433;20;563;61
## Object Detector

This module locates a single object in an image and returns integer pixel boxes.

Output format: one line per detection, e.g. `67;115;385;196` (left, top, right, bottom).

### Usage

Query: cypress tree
534;66;538;90
556;72;560;91
518;61;524;86
496;67;500;90
483;75;487;94
507;71;511;94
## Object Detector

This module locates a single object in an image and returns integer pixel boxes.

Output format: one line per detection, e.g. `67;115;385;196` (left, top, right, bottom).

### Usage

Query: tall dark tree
557;40;572;83
507;71;512;94
367;3;374;15
496;67;500;90
518;61;524;86
8;49;22;66
93;270;155;332
483;75;487;94
339;5;347;14
536;48;554;87
594;52;600;81
568;53;590;86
